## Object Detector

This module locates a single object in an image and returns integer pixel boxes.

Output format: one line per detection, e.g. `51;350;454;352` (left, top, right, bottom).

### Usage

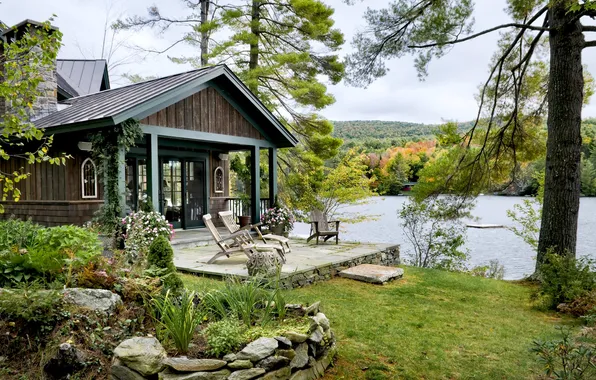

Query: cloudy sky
4;0;596;124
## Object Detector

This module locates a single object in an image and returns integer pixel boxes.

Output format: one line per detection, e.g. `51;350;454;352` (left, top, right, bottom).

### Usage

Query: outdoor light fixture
78;141;92;151
218;153;229;161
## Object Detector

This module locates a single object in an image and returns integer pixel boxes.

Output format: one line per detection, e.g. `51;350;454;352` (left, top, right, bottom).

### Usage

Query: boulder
158;369;231;380
44;343;86;379
257;355;290;372
62;288;122;314
113;337;166;376
263;366;291;380
274;336;292;349
111;360;147;380
312;313;330;331
223;353;237;362
164;357;227;372
308;326;324;344
338;264;404;284
304;301;320;316
275;349;296;360
228;359;253;369
227;368;266;380
290;343;309;370
283;331;308;344
236;337;278;362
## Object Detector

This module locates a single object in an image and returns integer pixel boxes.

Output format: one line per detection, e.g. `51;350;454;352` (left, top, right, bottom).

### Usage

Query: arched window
214;166;224;193
81;158;98;199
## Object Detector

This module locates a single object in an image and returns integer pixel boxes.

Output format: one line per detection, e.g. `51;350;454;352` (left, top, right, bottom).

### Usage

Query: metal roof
34;64;298;147
56;59;109;97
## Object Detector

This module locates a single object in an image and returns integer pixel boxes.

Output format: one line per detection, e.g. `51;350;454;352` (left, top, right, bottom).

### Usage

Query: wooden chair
218;210;291;253
307;209;340;245
203;214;284;264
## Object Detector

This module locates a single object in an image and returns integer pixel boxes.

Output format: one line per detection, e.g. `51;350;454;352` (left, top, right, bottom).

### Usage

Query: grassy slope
182;267;574;380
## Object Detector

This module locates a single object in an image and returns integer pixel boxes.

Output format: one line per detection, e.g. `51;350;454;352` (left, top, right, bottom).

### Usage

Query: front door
160;158;207;229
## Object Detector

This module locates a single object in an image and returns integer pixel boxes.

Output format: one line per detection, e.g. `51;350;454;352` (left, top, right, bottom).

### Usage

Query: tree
346;0;596;274
117;1;345;212
0;19;66;212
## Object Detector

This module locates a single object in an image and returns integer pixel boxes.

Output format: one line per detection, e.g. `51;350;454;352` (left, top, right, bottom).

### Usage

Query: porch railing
226;197;271;219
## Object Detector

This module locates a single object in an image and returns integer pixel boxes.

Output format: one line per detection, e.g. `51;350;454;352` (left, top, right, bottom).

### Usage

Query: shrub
470;260;505;280
0;225;102;287
537;251;596;310
202;318;246;357
145;236;182;291
0;284;63;324
399;197;470;271
532;328;596;379
122;211;174;261
0;217;42;251
150;290;204;354
76;261;118;290
202;277;285;327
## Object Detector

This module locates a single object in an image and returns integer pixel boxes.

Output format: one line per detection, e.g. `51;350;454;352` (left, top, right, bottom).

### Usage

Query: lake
292;196;596;280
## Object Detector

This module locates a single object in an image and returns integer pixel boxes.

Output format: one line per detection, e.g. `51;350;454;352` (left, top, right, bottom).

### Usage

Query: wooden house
0;20;297;228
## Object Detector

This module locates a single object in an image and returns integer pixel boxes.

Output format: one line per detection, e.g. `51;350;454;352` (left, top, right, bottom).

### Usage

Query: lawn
182;267;575;379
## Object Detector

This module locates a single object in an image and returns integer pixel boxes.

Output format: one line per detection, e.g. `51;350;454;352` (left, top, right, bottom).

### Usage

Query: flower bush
122;211;174;261
261;206;294;232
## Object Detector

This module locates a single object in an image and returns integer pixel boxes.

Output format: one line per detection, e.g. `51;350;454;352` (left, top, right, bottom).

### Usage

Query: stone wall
278;245;400;289
111;304;336;380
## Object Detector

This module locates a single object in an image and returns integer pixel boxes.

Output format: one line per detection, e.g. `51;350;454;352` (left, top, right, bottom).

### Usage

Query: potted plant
238;193;252;227
261;206;294;236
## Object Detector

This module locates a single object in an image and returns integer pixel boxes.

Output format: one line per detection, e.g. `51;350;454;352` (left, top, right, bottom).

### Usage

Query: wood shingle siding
140;87;265;140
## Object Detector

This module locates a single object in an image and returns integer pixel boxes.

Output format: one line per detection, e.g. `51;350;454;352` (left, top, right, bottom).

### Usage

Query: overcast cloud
3;0;596;124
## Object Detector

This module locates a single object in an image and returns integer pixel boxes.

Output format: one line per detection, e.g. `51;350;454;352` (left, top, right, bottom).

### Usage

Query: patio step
171;235;216;249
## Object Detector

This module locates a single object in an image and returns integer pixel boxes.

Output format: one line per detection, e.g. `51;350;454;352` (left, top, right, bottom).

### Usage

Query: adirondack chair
307;209;340;245
203;214;285;264
218;210;291;253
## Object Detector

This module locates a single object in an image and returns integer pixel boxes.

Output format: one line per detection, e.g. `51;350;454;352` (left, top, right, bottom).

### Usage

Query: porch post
146;133;160;211
250;146;261;223
268;147;277;208
117;146;126;216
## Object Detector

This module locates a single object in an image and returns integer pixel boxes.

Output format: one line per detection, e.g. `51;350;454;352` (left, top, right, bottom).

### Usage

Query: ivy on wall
89;119;142;233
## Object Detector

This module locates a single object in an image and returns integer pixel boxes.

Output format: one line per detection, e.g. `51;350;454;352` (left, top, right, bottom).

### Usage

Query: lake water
292;196;596;280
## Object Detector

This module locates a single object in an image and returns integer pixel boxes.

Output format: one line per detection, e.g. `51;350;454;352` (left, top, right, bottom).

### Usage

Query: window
81;158;97;198
214;166;224;193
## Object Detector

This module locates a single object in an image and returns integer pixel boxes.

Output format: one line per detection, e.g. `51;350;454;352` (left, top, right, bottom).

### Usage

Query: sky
3;0;596;124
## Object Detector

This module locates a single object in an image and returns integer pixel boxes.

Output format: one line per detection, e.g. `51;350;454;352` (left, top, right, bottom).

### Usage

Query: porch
172;235;401;288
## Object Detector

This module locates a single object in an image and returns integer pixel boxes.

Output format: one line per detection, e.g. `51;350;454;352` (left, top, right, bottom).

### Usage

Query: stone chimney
0;20;59;121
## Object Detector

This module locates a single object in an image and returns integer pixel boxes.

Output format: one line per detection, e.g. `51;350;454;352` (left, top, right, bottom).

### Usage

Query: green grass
181;267;576;379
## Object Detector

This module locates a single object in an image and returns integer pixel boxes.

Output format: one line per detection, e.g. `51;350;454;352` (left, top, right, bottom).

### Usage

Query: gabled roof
57;59;110;98
35;64;298;148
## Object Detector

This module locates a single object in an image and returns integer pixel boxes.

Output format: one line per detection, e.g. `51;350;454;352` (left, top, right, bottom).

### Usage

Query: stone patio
174;238;400;288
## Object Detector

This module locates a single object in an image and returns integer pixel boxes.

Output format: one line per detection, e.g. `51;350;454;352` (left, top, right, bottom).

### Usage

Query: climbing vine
89;119;142;234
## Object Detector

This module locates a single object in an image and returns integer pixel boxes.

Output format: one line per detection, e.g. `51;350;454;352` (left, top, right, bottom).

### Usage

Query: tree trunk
200;0;209;66
249;0;260;92
536;4;585;270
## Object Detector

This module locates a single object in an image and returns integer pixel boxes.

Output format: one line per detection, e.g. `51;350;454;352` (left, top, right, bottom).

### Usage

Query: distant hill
331;120;472;150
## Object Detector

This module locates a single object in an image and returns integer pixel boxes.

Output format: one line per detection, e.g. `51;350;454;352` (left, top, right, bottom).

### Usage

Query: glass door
185;160;206;228
160;159;183;228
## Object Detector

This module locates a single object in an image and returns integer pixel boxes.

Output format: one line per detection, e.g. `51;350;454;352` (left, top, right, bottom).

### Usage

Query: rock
113;337;166;376
62;288;122;314
227;368;266;380
257;355;290;371
275;349;296;360
111;362;146;380
283;331;308;344
228;359;253;369
164;357;227;372
304;301;320;316
308;326;324;344
290;343;308;369
158;369;231;380
338;264;404;284
236;337;278;362
44;343;86;379
312;313;330;331
223;353;237;362
284;304;306;317
274;336;292;349
263;366;291;380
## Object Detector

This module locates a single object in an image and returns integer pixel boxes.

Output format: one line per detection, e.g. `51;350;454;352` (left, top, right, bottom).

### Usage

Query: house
0;20;297;228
